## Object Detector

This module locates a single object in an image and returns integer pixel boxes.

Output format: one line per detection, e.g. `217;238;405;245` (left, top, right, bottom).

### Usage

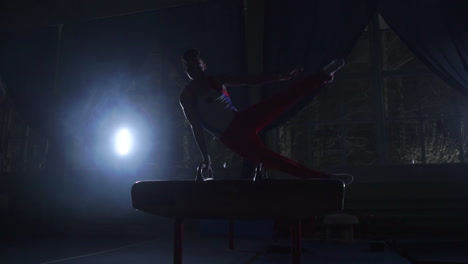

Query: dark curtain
262;0;375;129
0;28;59;138
378;0;468;94
0;0;246;169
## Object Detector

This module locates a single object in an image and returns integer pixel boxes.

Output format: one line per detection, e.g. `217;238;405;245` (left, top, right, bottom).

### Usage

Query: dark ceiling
0;0;207;31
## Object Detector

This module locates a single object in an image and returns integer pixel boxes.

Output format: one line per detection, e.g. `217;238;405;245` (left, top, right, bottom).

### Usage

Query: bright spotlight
115;128;132;156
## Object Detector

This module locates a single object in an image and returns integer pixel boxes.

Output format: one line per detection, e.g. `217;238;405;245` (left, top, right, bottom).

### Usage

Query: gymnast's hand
278;68;303;81
198;160;213;180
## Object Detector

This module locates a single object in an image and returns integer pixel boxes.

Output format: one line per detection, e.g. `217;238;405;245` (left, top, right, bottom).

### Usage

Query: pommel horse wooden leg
174;218;183;264
290;219;302;264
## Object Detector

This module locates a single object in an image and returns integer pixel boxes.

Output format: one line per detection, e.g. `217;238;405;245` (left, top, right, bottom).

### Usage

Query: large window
269;14;468;172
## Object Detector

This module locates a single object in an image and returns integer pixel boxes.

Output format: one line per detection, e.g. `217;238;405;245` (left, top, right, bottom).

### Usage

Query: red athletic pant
219;72;331;178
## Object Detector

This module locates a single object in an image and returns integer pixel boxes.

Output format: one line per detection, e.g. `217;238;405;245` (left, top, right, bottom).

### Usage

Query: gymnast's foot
322;58;345;81
330;173;354;186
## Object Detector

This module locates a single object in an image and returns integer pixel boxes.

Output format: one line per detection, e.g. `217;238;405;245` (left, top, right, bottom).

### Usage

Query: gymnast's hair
182;48;200;65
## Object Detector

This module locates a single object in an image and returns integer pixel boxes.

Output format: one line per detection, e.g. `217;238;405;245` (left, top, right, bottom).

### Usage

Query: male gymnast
179;49;352;185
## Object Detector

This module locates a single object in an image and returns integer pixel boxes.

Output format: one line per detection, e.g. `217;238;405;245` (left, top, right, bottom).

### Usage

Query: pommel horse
131;171;345;264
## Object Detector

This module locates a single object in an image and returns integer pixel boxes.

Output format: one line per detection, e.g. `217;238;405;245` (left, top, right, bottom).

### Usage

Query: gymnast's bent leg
220;66;337;178
220;59;353;184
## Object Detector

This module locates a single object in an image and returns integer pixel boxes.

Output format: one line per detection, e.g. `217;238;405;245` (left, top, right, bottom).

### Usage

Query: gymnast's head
182;48;206;80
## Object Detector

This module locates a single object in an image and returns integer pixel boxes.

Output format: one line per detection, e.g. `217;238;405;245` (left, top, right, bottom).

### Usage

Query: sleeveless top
188;77;238;138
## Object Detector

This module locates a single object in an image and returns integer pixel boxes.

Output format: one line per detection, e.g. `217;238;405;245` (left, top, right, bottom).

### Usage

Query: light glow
115;128;132;156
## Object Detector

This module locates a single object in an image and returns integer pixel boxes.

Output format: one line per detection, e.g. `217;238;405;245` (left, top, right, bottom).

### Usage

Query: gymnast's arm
179;90;210;163
213;68;303;87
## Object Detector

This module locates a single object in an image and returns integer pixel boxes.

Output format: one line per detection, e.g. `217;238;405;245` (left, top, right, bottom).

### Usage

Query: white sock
322;59;345;76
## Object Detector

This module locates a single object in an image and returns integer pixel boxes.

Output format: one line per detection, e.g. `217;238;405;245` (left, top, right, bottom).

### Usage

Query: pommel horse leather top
131;179;345;220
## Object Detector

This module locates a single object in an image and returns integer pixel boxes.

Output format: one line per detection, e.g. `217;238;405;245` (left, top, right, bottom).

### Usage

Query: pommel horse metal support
131;179;345;264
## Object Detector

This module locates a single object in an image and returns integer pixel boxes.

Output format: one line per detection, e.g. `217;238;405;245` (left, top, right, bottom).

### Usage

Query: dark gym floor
2;219;468;264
